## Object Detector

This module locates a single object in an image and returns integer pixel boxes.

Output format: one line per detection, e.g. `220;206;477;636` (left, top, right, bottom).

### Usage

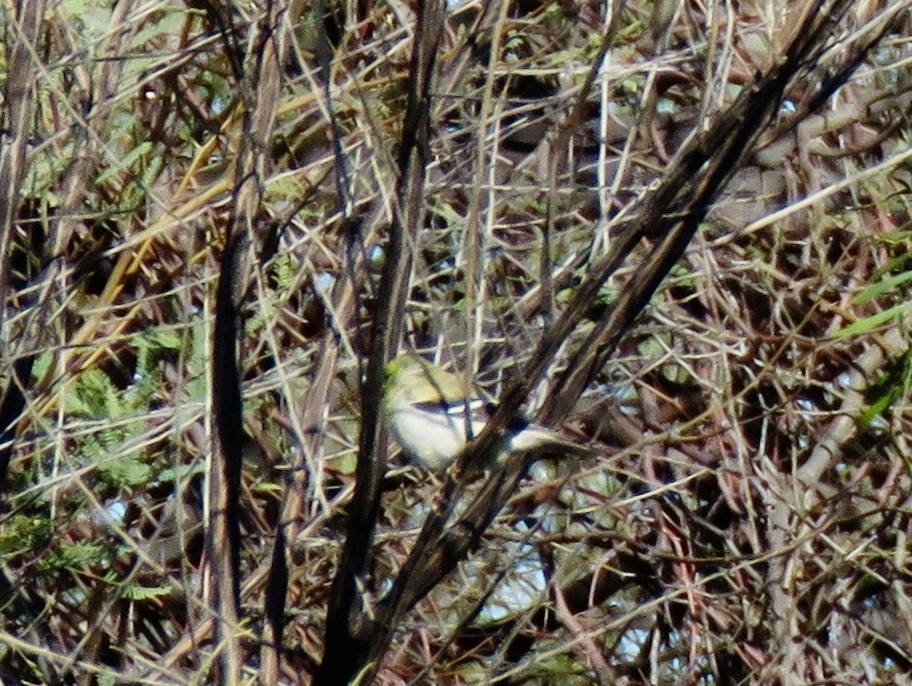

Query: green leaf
0;514;53;556
853;269;912;305
68;367;122;418
833;301;912;339
96;142;154;185
122;584;173;601
43;541;110;573
859;348;912;428
98;454;153;488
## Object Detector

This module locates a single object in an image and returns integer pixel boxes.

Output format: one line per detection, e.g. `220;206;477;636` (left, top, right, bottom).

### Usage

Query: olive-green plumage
382;355;592;471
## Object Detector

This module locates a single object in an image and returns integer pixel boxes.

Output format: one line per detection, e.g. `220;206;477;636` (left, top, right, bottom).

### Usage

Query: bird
382;354;593;472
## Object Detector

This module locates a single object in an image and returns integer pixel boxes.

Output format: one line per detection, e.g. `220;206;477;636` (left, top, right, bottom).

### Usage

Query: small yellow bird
382;355;592;471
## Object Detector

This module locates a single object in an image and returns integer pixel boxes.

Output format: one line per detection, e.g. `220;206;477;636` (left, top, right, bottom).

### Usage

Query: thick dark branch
314;2;446;684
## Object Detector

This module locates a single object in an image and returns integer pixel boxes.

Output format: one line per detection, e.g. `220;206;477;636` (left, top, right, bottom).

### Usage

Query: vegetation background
1;0;911;684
